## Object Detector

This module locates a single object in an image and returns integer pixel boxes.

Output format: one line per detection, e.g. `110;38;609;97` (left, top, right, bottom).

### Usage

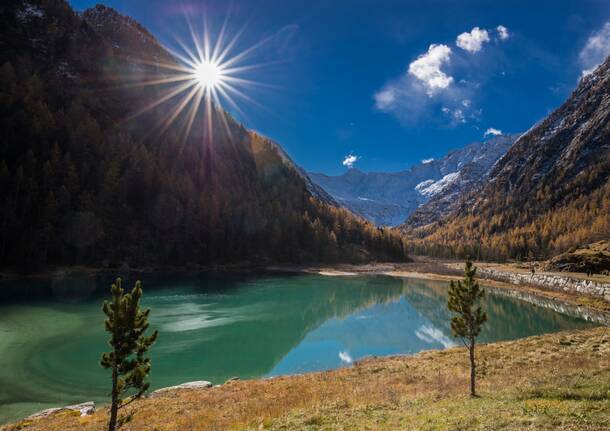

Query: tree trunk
469;337;476;397
108;365;118;431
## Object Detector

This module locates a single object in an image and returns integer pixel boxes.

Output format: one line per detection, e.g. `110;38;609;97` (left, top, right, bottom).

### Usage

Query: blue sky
70;0;610;174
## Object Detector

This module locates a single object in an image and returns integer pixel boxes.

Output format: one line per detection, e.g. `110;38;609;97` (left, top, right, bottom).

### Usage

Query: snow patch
17;3;44;21
542;117;566;141
415;172;460;197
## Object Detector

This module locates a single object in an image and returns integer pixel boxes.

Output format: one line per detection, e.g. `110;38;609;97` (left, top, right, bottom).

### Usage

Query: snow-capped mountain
308;134;516;226
407;55;610;260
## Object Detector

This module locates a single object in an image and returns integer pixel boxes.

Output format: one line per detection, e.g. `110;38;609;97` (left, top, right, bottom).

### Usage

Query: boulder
27;401;95;420
151;380;212;397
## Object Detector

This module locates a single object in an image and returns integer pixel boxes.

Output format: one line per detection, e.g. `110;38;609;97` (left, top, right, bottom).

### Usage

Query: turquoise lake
0;272;598;424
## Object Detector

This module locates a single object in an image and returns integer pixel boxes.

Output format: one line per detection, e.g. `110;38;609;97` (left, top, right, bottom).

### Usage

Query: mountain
407;56;610;261
309;134;515;226
0;0;408;270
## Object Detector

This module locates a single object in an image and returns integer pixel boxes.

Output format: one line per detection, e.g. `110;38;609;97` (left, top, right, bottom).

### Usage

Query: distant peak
345;167;364;175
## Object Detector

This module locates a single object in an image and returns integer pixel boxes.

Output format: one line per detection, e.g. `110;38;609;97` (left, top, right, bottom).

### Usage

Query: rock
69;402;96;416
27;407;62;419
477;267;610;301
151;380;212;396
546;242;610;274
27;401;95;420
225;377;240;384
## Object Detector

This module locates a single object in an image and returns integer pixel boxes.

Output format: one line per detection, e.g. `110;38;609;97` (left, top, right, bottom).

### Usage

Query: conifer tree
447;260;487;397
101;278;158;431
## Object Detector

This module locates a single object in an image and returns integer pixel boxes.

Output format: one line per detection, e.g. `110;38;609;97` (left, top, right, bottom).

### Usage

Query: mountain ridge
0;0;408;269
309;134;516;226
407;55;610;260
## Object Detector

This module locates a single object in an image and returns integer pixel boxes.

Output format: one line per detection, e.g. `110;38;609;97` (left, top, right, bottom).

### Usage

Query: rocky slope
309;134;515;226
408;56;610;261
545;240;610;274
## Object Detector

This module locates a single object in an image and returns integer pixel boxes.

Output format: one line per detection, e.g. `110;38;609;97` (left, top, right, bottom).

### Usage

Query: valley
0;0;609;430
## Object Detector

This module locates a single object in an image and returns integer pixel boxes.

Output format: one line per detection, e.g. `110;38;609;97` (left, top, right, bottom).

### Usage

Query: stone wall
478;268;610;302
488;286;610;325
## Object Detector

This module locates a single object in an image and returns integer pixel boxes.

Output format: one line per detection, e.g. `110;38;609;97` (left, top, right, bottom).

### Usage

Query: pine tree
447;260;487;397
101;278;158;431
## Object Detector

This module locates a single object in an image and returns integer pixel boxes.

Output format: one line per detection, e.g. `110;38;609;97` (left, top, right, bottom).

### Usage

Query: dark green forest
0;0;409;270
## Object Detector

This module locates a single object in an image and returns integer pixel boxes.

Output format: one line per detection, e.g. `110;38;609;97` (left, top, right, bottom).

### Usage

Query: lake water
0;272;599;423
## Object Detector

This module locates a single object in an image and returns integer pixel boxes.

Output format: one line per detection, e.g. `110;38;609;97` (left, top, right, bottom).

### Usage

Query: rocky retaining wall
478;268;610;302
488;286;610;325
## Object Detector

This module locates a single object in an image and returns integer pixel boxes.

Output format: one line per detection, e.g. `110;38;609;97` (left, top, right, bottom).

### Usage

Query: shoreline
268;259;610;315
2;258;609;315
1;260;609;428
4;326;608;430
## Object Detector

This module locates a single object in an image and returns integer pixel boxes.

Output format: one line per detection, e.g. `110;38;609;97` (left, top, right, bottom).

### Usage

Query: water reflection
270;278;596;376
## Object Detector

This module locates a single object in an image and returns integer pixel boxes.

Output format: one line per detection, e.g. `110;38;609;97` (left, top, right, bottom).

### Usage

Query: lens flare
121;12;279;142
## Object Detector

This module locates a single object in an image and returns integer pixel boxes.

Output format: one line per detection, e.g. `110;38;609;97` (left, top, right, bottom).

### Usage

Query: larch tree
101;278;158;431
447;260;487;397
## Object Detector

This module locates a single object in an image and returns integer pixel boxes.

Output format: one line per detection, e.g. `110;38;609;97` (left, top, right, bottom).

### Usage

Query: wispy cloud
374;88;396;110
579;22;610;78
456;27;490;53
421;158;434;164
342;153;360;169
484;127;503;137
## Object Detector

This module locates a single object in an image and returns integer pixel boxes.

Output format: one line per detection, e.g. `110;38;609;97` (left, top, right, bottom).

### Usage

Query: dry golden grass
3;327;609;431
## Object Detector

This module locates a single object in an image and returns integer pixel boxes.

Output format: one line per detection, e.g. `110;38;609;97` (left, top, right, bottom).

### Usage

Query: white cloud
342;153;360;169
579;22;610;78
339;351;353;364
456;27;490;53
408;44;454;94
374;25;508;125
484;127;503;137
497;25;509;40
421;158;434;164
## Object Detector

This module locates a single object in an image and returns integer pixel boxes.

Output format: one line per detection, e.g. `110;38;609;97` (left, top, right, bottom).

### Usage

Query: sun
124;13;277;141
194;60;223;90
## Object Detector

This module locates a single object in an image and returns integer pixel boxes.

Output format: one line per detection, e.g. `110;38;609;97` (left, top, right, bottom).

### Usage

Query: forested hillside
406;56;610;261
0;0;408;270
